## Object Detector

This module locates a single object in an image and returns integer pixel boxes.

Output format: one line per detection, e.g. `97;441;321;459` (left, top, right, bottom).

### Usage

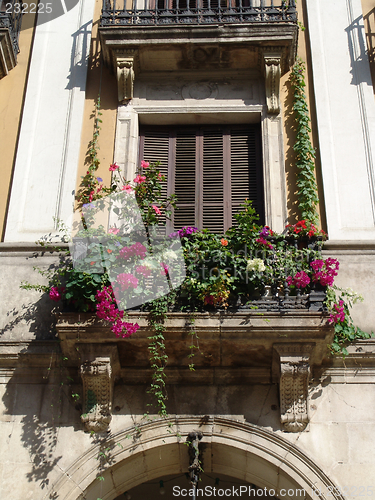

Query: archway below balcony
45;417;344;500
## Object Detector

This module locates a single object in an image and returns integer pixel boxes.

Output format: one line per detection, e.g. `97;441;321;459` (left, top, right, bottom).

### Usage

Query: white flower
246;258;266;273
162;249;178;261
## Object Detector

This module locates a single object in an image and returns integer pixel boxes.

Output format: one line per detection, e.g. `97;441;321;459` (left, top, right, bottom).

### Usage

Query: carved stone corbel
80;345;120;432
263;52;282;114
116;51;137;103
273;343;314;432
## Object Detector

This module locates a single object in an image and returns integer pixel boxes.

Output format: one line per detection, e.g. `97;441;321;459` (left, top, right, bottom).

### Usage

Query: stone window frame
113;104;287;233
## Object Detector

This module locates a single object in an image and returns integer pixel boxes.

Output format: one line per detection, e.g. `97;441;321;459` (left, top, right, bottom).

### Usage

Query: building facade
1;0;375;499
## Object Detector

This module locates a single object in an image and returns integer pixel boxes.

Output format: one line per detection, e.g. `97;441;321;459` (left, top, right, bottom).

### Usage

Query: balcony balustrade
100;0;297;27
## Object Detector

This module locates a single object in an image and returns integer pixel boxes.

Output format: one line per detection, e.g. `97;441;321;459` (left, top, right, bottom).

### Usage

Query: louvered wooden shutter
140;124;263;233
174;131;196;228
139;129;170;228
230;126;263;226
202;129;225;233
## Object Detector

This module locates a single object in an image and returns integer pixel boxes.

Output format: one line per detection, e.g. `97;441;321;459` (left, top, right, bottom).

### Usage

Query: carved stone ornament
116;54;135;103
80;345;119;433
274;343;314;432
263;52;282;114
0;30;16;79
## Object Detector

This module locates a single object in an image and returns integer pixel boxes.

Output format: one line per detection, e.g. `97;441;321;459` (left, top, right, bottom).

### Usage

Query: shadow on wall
0;295;56;341
1;367;283;492
363;7;375;93
66;20;93;91
0;251;73;341
0;251;77;490
1;360;83;491
345;13;374;87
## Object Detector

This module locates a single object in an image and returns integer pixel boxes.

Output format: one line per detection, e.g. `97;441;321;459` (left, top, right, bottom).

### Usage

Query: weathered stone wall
1;247;375;499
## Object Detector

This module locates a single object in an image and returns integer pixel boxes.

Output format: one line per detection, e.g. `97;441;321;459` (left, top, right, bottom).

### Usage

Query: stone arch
45;417;344;500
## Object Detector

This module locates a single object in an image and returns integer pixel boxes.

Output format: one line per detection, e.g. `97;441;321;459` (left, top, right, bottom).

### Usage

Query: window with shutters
139;125;264;233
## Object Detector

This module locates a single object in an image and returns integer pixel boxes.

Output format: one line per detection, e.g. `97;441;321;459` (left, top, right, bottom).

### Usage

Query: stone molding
44;416;346;500
262;51;282;114
273;343;314;432
99;22;298;74
56;312;333;379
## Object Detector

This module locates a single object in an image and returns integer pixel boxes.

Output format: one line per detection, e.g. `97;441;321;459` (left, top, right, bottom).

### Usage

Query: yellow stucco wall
74;0;118;201
0;13;36;240
281;0;325;229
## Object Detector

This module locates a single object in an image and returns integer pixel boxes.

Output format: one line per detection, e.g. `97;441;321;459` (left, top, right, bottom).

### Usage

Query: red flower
109;163;119;171
221;238;228;246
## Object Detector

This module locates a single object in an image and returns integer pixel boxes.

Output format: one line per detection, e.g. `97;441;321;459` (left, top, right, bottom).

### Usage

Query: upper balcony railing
0;0;22;57
100;0;297;27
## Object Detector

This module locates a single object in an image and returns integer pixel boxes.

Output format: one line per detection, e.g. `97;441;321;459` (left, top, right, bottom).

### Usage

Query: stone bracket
115;50;138;103
262;51;282;114
80;344;120;433
273;343;314;432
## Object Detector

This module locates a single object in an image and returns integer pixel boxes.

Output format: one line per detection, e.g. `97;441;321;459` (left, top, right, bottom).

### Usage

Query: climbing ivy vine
290;58;319;225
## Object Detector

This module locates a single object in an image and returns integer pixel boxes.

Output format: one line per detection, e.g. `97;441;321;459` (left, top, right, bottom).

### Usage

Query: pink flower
95;286;139;338
112;320;140;338
141;160;150;169
160;262;169;276
118;242;147;260
310;259;324;271
329;300;346;324
116;273;139;291
286;271;311;289
152;205;161;215
121;184;133;192
134;174;146;184
256;237;273;250
108;227;120;235
311;258;339;287
136;265;151;278
158;172;164;181
49;287;61;302
109;163;119;171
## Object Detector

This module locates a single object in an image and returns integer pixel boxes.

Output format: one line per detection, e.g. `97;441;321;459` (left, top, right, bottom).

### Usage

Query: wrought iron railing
0;0;22;57
100;0;297;27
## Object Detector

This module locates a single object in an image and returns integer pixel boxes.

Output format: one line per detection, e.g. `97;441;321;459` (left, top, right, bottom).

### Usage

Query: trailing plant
147;294;172;417
290;58;319;225
326;286;371;356
187;313;200;371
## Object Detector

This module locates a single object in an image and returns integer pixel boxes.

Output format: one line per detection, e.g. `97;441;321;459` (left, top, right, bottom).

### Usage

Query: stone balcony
98;0;298;106
57;310;333;433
